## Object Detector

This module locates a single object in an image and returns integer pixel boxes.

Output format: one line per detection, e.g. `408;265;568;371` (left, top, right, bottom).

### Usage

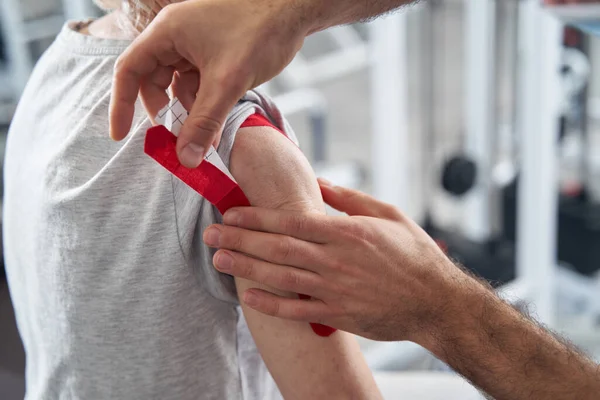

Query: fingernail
203;227;221;247
180;143;205;168
318;178;334;187
223;210;240;226
215;252;234;273
244;291;258;307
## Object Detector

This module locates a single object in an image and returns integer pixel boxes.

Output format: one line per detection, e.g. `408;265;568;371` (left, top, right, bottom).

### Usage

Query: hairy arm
226;126;381;399
304;0;418;33
206;183;600;399
426;271;600;400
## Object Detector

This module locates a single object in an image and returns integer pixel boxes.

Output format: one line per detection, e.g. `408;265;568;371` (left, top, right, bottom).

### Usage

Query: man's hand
108;0;413;168
109;0;308;168
203;179;463;342
205;180;600;400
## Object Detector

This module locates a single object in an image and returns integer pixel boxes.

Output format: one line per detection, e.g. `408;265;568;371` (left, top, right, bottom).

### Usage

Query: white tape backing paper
155;98;236;182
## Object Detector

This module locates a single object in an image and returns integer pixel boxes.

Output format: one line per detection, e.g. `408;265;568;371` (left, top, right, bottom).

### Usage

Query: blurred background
2;0;600;399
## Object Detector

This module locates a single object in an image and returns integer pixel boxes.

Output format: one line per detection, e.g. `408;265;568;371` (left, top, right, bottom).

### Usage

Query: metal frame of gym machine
463;0;600;347
503;0;600;339
502;0;563;326
366;0;600;369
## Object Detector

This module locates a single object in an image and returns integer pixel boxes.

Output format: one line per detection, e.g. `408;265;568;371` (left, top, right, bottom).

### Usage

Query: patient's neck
80;10;137;40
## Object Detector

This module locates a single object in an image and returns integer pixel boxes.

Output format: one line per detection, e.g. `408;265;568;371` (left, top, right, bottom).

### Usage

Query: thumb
318;178;404;221
176;75;244;168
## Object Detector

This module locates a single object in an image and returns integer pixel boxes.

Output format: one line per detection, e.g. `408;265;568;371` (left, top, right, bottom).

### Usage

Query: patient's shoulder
229;124;323;213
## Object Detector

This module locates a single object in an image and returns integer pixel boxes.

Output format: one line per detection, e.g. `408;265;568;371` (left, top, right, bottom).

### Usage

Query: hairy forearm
423;271;600;400
296;0;418;34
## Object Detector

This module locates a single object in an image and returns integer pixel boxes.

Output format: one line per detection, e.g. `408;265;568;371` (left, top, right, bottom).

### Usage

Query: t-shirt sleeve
171;96;298;304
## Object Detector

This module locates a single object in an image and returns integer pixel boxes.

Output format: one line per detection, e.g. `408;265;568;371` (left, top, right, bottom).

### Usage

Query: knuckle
113;55;128;75
266;298;280;317
155;4;178;25
345;190;362;203
221;229;243;251
113;57;137;84
240;209;260;228
335;282;354;298
361;223;378;244
290;305;308;320
355;220;381;246
238;256;255;279
279;270;300;290
329;305;346;322
301;276;321;295
343;220;369;243
186;114;222;136
347;277;365;294
384;206;404;222
328;259;347;274
271;237;294;262
216;66;248;93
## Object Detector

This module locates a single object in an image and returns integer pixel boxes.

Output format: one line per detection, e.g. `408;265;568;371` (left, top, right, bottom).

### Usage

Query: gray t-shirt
3;22;297;400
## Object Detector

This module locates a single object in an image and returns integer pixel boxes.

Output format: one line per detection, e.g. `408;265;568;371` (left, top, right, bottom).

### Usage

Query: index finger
242;289;335;324
222;207;343;244
109;26;175;141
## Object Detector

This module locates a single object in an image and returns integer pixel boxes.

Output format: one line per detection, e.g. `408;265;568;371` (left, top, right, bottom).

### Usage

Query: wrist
288;0;350;35
415;265;498;357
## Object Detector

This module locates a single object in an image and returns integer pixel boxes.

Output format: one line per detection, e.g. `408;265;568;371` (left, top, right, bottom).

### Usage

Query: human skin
203;181;600;400
88;8;383;398
109;0;415;167
227;129;381;400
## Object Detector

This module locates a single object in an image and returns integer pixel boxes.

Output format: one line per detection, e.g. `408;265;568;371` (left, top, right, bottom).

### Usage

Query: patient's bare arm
218;125;381;399
206;182;600;399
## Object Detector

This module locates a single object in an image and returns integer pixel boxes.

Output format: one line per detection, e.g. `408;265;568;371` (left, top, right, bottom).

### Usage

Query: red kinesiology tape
298;294;337;336
144;115;336;337
144;125;251;214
